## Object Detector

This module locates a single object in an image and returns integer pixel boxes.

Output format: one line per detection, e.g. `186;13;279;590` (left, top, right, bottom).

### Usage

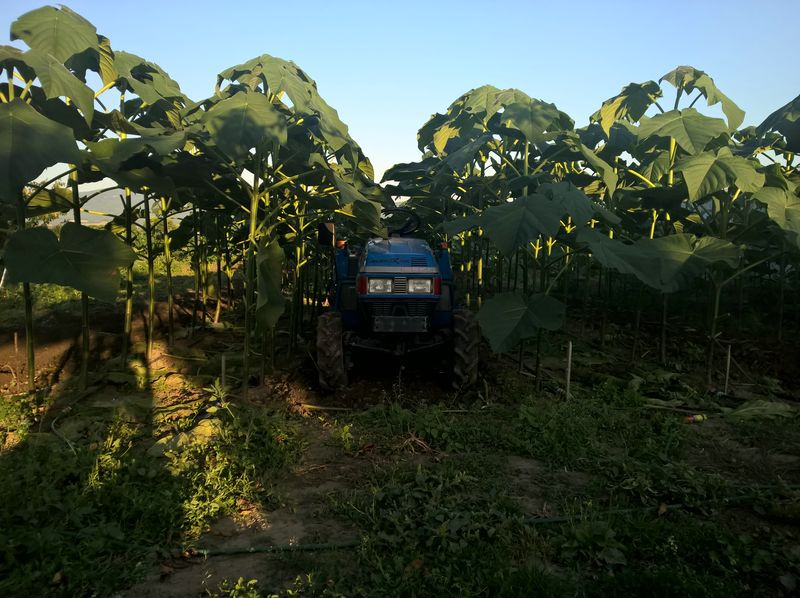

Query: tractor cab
316;209;478;391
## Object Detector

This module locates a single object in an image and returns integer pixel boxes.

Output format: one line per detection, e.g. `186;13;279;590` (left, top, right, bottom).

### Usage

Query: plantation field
1;4;800;596
1;277;799;597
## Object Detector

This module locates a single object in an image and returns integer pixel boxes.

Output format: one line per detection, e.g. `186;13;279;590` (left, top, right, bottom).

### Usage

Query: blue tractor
316;209;480;391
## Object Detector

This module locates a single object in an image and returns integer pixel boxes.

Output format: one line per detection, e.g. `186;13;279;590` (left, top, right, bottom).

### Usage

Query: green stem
121;188;134;366
214;214;223;324
243;150;264;393
143;194;155;364
70;170;89;390
706;277;722;387
191;206;200;333
161;197;174;347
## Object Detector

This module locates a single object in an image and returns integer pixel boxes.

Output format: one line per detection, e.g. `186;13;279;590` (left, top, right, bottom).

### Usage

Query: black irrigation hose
188;486;800;559
187;540;361;558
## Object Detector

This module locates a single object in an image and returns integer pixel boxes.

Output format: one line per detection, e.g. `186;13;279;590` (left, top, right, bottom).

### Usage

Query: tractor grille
392;277;408;293
367;301;434;318
410;257;428;267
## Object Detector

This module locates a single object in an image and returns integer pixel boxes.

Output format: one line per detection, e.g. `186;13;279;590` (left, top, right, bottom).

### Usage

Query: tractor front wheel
317;312;347;391
452;308;479;389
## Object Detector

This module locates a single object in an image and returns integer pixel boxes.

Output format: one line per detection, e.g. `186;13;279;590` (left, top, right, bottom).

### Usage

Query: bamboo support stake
221;354;226;388
724;345;731;395
565;340;573;399
14;331;18;354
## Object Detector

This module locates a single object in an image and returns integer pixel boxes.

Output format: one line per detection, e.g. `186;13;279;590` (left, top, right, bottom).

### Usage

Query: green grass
3;368;799;596
0;283;82;327
0;256;197;329
0;383;302;596
308;381;800;597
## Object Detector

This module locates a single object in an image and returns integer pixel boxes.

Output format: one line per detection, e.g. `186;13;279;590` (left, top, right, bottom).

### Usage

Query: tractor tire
317;312;347;391
452;308;479;390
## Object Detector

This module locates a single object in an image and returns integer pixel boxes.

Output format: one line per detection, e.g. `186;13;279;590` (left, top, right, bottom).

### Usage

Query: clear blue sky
3;1;798;179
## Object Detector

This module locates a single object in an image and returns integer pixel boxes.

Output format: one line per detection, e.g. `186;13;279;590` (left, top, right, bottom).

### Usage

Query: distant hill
78;189;143;224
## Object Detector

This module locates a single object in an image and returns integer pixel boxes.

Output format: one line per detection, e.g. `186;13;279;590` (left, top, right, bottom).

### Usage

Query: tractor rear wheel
452;308;479;389
317;312;347;391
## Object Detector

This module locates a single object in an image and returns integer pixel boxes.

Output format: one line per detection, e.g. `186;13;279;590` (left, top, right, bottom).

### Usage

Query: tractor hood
361;238;439;273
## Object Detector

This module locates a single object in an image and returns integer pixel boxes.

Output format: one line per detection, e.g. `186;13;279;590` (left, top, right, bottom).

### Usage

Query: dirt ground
2;298;799;596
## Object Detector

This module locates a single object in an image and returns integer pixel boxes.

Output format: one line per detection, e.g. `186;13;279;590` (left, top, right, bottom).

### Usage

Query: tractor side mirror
317;222;335;246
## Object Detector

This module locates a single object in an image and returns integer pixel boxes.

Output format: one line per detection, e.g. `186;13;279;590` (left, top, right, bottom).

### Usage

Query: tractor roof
366;237;433;255
363;237;437;270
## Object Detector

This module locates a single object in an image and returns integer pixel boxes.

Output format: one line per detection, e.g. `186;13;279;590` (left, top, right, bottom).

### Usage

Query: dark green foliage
0;397;301;596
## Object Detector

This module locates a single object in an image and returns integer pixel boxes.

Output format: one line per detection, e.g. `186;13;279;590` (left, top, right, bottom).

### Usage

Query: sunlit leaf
11;5;98;63
675;147;764;200
660;66;744;131
591;80;662;136
21;48;95;125
636;108;727;154
498;99;573;145
203;91;287;161
756;93;800;153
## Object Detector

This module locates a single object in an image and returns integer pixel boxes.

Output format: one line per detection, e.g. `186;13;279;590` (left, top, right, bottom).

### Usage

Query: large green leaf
433;123;460;154
460;85;504;120
675;147;764;200
441;133;493;172
441;213;483;236
417;112;448;153
636;108;727;154
255;239;286;330
25;185;72;216
333;175;385;236
66;34;117;86
498;99;573;145
562;137;618;197
757;93;800;153
203;91;286;162
4;223;136;302
308;91;357;153
218;54;315;109
261;56;316;114
660;66;744;131
481;194;564;257
591;80;662;136
21;48;95;125
11;5;98;63
754;186;800;249
537;182;594;225
577;229;740;292
87;131;187;173
477;292;565;353
0;45;34;80
218;54;355;154
114;51;185;106
0;99;81;204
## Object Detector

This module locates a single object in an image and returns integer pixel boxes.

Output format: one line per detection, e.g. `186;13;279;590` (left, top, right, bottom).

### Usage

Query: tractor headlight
368;278;393;294
408;278;432;294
